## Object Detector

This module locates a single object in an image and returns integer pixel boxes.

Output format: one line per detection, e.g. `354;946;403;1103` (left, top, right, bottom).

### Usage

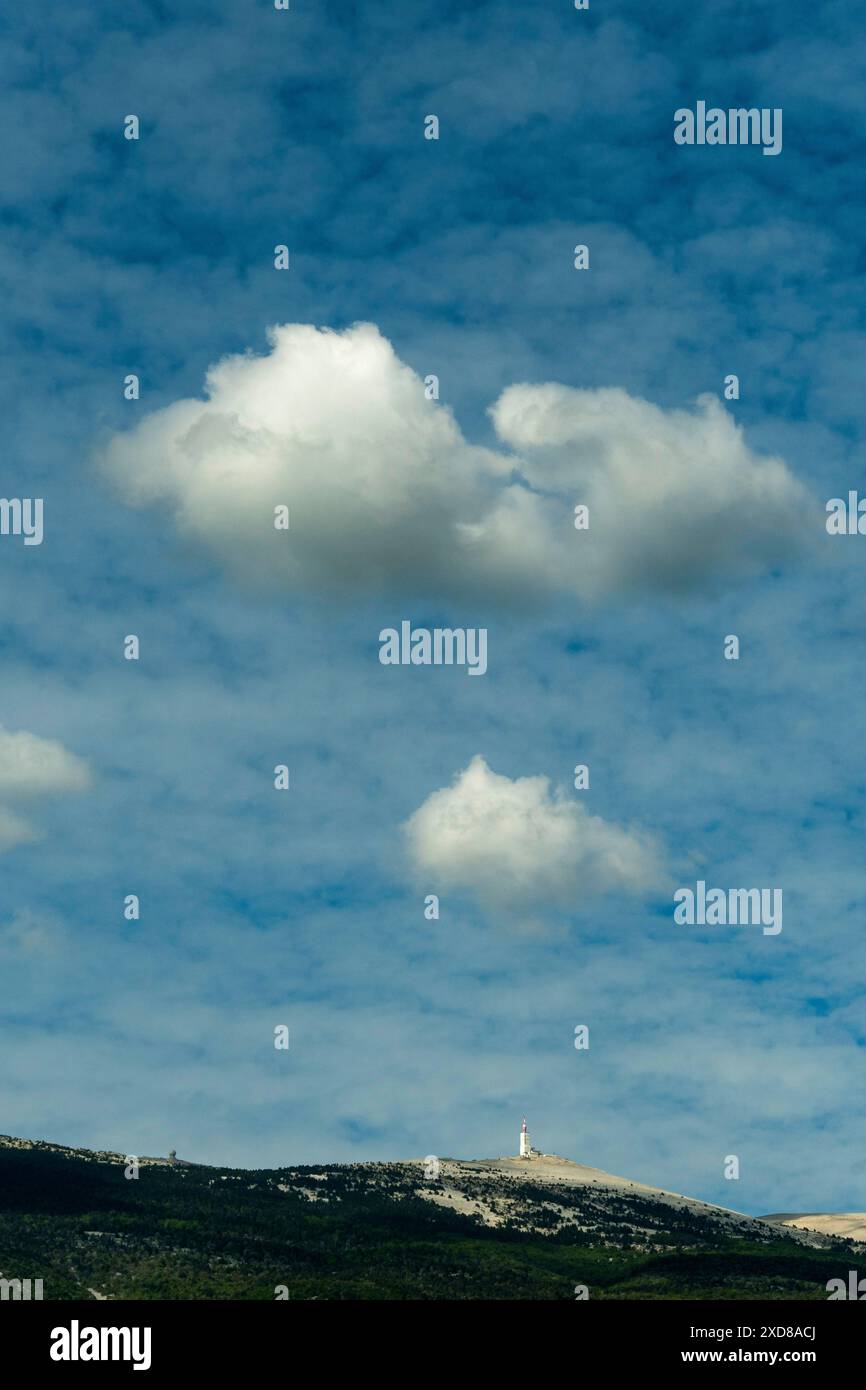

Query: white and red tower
519;1116;531;1158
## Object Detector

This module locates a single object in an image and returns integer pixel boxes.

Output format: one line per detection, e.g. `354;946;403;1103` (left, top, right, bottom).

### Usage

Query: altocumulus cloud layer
6;0;866;1216
404;755;661;923
0;727;91;851
100;323;811;605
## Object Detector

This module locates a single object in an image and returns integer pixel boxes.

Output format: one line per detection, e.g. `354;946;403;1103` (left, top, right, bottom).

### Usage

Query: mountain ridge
0;1133;861;1298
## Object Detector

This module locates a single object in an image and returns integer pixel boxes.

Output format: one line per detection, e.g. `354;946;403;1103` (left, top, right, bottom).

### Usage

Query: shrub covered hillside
0;1138;856;1300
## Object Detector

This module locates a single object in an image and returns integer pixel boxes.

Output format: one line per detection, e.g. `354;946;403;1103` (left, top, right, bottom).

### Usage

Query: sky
0;0;865;1217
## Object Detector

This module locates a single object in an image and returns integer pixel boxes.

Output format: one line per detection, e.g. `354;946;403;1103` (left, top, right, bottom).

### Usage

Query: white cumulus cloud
404;755;661;922
0;727;92;851
100;322;810;603
101;322;538;602
491;383;812;598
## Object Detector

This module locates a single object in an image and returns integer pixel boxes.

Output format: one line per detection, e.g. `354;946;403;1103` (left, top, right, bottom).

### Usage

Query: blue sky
1;0;865;1217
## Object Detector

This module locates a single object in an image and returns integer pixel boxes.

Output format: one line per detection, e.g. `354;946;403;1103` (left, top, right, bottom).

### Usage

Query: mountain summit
0;1134;859;1300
